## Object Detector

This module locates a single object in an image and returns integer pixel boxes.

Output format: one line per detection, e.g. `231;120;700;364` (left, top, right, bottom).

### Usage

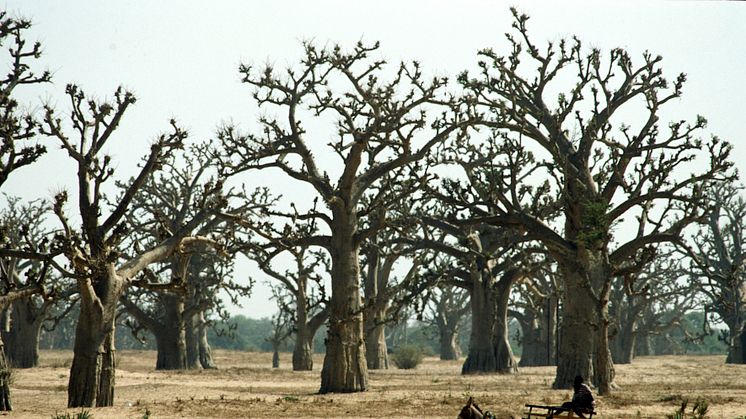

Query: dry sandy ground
4;350;746;418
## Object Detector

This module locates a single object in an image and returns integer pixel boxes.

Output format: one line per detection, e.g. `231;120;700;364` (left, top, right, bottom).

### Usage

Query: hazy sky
4;1;745;318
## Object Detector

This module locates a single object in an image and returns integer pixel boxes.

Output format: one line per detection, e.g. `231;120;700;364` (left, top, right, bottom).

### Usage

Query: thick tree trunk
364;320;388;370
517;315;544;367
362;233;390;371
462;271;498;374
293;324;314;371
439;327;461;360
96;332;116;407
0;338;12;411
554;251;615;393
634;332;652;357
68;274;121;408
272;350;280;368
593;306;615;395
153;297;187;370
493;270;519;373
554;268;596;390
197;311;217;369
611;317;636;365
292;282;314;371
154;327;186;370
518;298;557;367
319;215;368;393
185;313;199;369
2;301;43;368
724;317;746;364
462;269;518;374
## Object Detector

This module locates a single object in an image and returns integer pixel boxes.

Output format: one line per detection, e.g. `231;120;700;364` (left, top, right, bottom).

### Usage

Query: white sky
3;0;745;318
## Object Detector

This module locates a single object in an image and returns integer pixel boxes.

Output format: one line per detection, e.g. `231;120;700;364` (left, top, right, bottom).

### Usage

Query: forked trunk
463;268;518;374
319;217;368;393
0;338;12;411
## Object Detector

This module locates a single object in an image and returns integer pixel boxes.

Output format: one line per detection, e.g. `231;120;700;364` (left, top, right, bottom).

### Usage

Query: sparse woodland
1;7;744;415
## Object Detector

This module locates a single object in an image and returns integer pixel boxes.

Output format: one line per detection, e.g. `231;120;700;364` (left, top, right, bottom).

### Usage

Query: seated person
560;375;595;417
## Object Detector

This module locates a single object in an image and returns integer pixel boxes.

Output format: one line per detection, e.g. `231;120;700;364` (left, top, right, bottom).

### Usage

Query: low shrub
391;345;424;369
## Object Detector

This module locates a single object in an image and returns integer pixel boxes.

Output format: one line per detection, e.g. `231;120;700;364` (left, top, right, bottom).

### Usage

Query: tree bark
439;327;461;360
462;268;518;374
2;300;44;368
462;269;498;374
493;269;519;373
96;331;116;407
68;274;121;408
185;313;199;369
610;315;636;365
196;311;217;369
517;297;557;367
319;213;368;393
154;327;186;370
0;338;12;411
153;296;187;370
634;332;652;357
272;350;280;368
554;266;596;390
292;279;314;371
554;251;615;394
364;319;388;370
293;327;314;371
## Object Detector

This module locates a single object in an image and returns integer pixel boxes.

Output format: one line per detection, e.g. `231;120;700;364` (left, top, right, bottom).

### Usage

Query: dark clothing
572;383;594;409
561;383;595;417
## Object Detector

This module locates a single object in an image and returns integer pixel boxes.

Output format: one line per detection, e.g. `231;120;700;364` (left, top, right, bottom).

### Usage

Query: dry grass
5;350;746;418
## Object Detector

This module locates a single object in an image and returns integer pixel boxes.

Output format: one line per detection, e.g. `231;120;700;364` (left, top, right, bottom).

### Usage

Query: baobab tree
0;197;72;368
217;41;470;392
455;8;734;393
608;247;698;364
688;182;746;363
510;264;560;367
41;84;226;407
0;13;54;411
252;233;329;371
422;281;470;360
399;215;528;374
117;146;249;370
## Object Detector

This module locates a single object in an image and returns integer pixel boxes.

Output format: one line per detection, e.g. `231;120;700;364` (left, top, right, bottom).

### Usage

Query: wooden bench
523;404;597;419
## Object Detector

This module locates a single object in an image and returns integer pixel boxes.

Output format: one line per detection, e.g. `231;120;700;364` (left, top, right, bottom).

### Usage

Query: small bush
51;410;93;419
665;398;709;419
391;345;424;369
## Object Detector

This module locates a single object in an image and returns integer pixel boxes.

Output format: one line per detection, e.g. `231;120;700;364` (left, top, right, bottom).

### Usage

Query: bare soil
4;350;746;418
